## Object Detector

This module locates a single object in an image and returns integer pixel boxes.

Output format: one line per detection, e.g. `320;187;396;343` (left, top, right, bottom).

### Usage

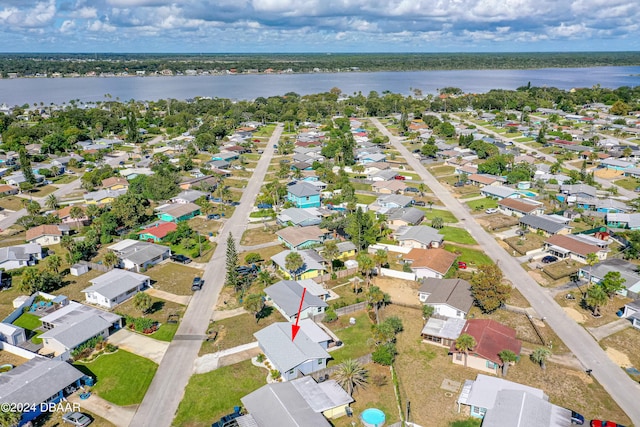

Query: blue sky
1;0;639;52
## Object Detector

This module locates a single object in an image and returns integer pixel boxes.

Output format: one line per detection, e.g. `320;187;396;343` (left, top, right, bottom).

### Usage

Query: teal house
156;202;201;223
287;182;321;208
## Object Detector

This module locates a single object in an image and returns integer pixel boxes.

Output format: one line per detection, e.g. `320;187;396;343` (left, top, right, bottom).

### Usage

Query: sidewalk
107;328;170;364
211;307;248;321
587;318;631;341
193;341;260;374
68;392;136;427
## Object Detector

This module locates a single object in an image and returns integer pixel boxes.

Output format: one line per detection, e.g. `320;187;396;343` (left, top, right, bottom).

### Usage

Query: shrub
373;343;397;366
270;369;281;380
323;307;337;323
256;353;265;363
105;343;118;353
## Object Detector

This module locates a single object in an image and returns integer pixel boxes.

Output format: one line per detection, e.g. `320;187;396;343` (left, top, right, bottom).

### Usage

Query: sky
0;0;639;53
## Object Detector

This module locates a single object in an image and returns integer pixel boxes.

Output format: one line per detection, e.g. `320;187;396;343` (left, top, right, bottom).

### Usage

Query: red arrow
291;287;307;341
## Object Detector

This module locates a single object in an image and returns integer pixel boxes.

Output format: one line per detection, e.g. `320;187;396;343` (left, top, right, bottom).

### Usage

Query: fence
312;267;358;283
0;342;38;360
77;260;112;272
368;243;411;254
379;268;416;281
310;353;373;381
335;302;367;316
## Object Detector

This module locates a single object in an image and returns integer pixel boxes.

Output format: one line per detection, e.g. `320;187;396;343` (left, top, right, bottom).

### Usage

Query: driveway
129;124;282;427
107;328;170;364
146;288;191;306
371;117;640;424
68;392;136;427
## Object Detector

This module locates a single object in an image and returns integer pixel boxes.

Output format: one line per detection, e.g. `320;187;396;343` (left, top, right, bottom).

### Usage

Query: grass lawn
151;322;179;342
465;197;498;211
400;172;421;181
504;234;546;256
329;282;366;308
173;360;265;427
326;311;375;365
224;178;247;189
444;244;493;266
28;185;58;197
115;296;185;324
355;193;377;204
613;177;640;191
0;195;26;211
600;328;640;376
0;350;29;367
420;208;459;224
439;227;477;245
74;350;157;406
514;137;535;142
240;226;280;246
12;313;44;344
428;165;455;176
351;182;372;191
50;174;78;184
146;262;204;296
254;124;276;137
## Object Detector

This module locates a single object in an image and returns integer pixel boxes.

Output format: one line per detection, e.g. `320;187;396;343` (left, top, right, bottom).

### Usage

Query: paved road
371;118;640;424
129;124;282;427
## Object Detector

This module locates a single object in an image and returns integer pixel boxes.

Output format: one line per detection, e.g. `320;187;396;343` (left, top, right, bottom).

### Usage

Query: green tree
470;264;511;312
373;249;387;275
599;271;626;299
610;100;631;116
367;285;390;323
431;216;444;229
256;270;275;287
455;333;477;367
19;147;37;185
322;240;340;274
19;267;42;294
372;342;397;366
45;194;59;210
0;410;22;427
45;254;62;274
244;253;262;265
333;359;368;396
422;304;435;320
585;252;599;285
345;207;379;251
243;294;266;323
356;253;375;287
498;349;517;377
225;233;239;291
25;200;41;216
133;292;153;315
285;251;304;280
103;252;119;268
111;191;150;229
530;347;551;370
69;206;85;230
586;284;608;316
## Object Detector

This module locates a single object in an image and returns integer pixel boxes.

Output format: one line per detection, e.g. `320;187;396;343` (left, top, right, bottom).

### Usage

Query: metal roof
482;390;571;427
265;281;328;317
519;215;570;234
83;268;149;300
287;182;320;197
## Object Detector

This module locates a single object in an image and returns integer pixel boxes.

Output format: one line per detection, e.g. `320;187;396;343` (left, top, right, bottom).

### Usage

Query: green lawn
173;360;265;427
514;137;534;142
74;350;157;406
400;172;421;181
351;182;372;191
419;208;459;224
51;175;78;184
327;312;374;365
13;313;43;344
613;177;640;191
200;311;283;355
439;227;477;245
355;194;377;205
465;197;498;211
151;323;178;342
444;244;493;266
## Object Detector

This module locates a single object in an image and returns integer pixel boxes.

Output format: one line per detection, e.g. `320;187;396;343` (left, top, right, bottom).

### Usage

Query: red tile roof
452;319;521;364
406;248;458;275
138;222;177;239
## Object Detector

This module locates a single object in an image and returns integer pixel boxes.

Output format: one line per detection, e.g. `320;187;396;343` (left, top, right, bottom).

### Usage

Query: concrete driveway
68;392;136;427
107;329;170;364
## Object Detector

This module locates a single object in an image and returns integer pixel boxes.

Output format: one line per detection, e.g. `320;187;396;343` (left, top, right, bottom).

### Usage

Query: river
1;66;639;106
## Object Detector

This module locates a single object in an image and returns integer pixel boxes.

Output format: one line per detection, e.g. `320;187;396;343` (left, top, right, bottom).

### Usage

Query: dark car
191;277;203;291
171;254;192;264
62;412;92;427
257;203;273;209
405;187;419;193
236;265;259;275
570;411;585;425
413;200;426;207
207;213;221;220
453;181;464;187
541;255;558;264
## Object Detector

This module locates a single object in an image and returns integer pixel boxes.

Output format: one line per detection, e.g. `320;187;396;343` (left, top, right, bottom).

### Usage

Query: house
55;205;89;225
0;184;18;196
375;194;413;210
606;212;640;230
138;222;177;242
40;301;123;358
519;214;572;236
155;202;201;222
171;189;207;204
119;167;154;180
179;175;219;191
421;317;467;348
418;278;474;319
101;176;129;190
0;356;85;426
468;174;501;187
211;151;240;162
4;171;45;186
457;374;549;420
83;188;126;204
358;152;387;163
599;157;633;171
394;225;444;249
276;208;324;227
372;180;407;194
498;198;545;217
450;320;522;375
404;248;458;279
271;250;327;280
335;241;357;259
287;182;321;208
265;280;329;321
82;269;150;309
107;239;171;272
480;185;521;200
559;183;597;202
254;322;331;381
386;207;425;230
544;234;608;264
241;376;353;426
25;224;63;246
369;169;398;182
276;225;330;250
622;300;640;329
579;259;640;298
0;322;26;346
0;243;43;271
482;389;573;427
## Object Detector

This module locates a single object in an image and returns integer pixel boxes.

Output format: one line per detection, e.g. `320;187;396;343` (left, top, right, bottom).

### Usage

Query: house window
306;196;310;201
317;307;322;312
456;310;462;317
318;359;324;365
486;361;496;369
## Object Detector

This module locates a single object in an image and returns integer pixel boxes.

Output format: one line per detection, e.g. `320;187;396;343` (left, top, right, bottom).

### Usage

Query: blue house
287;182;321;208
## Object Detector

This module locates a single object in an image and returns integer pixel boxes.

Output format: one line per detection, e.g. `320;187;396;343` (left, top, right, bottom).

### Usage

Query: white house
264;280;328;322
107;239;171;272
418;278;474;319
0;244;43;271
0;322;26;346
82;269;150;309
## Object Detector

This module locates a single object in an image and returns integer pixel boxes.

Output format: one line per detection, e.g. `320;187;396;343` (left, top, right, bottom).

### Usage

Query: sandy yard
373;276;421;306
527;269;549;285
605;347;632;368
563;307;586;323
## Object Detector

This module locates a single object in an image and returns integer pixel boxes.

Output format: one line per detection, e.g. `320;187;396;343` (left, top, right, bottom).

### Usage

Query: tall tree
19;267;42;294
45;254;61;274
243;294;265;323
225;233;239;291
373;249;388;275
455;333;477;368
367;285;389;324
470;264;511;313
322;240;340;274
103;251;119;269
498;349;517;377
356;253;375;288
133;292;153;315
19;147;37;185
45;194;59;210
599;271;626;299
530;347;551;370
333;359;368;396
69;206;85;230
585;252;599;286
285;251;304;280
586;284;607;316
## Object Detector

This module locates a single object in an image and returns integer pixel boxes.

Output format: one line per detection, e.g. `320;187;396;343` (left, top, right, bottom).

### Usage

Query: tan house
372;180;407;194
26;225;63;246
55;205;89;225
497;198;545;217
101;176;129;190
468;174;501;187
405;248;458;279
0;184;19;196
544;234;609;263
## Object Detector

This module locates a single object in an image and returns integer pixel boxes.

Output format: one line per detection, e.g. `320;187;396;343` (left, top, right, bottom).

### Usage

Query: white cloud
60;20;76;33
87;20;117;32
0;0;56;28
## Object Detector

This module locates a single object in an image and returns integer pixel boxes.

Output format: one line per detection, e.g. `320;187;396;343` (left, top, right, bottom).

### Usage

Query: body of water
0;66;639;106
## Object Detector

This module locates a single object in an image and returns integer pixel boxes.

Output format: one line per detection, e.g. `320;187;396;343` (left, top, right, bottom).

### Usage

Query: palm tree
431;216;444;229
322;240;340;275
243;294;265;323
103;252;119;269
530;347;551;370
45;194;59;210
498;349;517;377
367;285;388;324
86;204;101;220
373;249;387;276
50;165;60;177
455;333;477;368
356;253;375;288
19;267;41;294
285;251;304;280
584;252;598;293
25;201;41;216
133;292;153;315
586;284;607;316
333;359;368;396
45;254;62;274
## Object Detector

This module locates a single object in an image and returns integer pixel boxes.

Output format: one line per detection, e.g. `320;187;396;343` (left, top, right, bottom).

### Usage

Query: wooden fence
310;353;373;381
312;267;358;283
77;260;112;272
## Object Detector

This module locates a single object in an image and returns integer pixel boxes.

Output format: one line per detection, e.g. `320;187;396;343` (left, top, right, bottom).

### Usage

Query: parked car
453;181;464;187
570;411;585;425
394;175;406;180
485;208;498;214
458;261;467;269
413;200;426;207
590;421;626;427
405;187;419;193
171;254;192;264
62;412;92;427
236;265;260;275
257;203;273;209
207;213;221;220
191;277;203;291
541;255;558;264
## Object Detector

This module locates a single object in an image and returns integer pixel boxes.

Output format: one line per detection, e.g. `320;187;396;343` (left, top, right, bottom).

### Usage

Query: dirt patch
605;347;632;368
373;276;420;307
563;307;586;323
527;269;549;286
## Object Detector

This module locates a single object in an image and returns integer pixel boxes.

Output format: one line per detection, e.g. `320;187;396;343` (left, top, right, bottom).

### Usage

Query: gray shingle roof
395;225;443;245
482;390;571;427
82;268;149;300
0;357;84;405
464;374;547;411
481;185;519;199
277;208;322;226
0;243;41;264
173;189;207;203
519;215;570;234
387;207;425;224
419;278;474;313
254;322;330;373
287;182;320;197
265;281;328;317
378;194;413;207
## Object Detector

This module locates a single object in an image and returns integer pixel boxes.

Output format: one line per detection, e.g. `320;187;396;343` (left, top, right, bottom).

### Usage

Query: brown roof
277;225;327;248
56;205;86;219
0;184;17;193
544;234;602;257
26;224;62;241
468;174;498;185
367;162;391;170
406;248;458;275
451;319;521;364
101;177;129;188
419;278;474;313
372;180;406;191
498;198;542;214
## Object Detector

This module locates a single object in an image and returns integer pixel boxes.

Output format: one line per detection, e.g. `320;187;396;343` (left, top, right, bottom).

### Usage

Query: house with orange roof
138;222;177;242
55;205;89;225
26;225;63;246
0;184;18;196
404;248;458;279
101;177;129;191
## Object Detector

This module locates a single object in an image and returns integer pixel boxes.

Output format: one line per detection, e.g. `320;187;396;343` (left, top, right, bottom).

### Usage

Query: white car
485;208;499;214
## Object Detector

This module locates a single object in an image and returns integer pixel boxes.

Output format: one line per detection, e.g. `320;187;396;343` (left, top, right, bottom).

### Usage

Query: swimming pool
518;190;537;197
361;408;386;427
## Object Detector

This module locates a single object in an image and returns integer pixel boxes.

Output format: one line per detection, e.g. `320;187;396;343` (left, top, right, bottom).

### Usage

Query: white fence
379;268;416;281
368;243;411;254
0;341;38;359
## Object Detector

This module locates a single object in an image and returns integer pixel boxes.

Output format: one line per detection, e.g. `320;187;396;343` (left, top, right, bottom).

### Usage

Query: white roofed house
0;243;43;271
107;239;171;272
264;280;329;322
394;225;444;249
82;269;150;309
418;278;474;319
